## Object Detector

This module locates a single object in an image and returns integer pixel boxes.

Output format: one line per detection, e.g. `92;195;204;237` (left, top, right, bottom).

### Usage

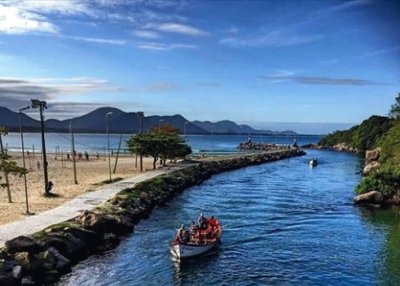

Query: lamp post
31;99;49;195
106;112;113;182
137;111;145;172
184;121;188;136
19;105;31;214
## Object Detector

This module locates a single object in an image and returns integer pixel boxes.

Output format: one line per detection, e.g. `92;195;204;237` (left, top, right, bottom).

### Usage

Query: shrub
355;175;394;196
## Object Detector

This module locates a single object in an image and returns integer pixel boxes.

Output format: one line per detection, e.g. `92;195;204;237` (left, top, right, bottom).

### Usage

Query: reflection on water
359;206;400;285
59;150;400;285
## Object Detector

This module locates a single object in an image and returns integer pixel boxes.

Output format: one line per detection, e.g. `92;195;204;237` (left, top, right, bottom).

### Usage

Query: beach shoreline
0;151;155;225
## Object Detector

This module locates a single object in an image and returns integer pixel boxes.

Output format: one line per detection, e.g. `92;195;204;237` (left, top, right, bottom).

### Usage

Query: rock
78;210;117;233
43;270;60;284
115;215;134;234
354;191;383;204
363;161;380;176
14;252;40;272
365;147;381;164
11;265;22;280
36;249;57;270
14;252;31;270
21;276;35;285
61;233;86;261
66;227;99;244
46;247;71;273
5;236;42;254
0;274;15;286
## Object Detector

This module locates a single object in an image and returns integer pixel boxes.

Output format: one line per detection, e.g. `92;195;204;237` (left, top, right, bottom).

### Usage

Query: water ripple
59;150;400;286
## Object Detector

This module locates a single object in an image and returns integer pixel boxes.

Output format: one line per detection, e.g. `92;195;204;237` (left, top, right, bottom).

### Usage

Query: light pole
137;111;144;172
19;105;31;214
159;119;164;132
106;112;113;182
184;121;188;136
31;99;49;195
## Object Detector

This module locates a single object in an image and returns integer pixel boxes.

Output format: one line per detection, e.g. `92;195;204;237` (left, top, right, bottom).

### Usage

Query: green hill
320;94;400;199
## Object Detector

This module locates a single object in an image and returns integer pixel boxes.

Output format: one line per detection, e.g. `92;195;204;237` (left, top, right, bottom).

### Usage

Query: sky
0;0;399;134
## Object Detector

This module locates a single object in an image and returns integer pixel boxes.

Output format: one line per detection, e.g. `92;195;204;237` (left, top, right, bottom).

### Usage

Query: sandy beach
0;152;155;225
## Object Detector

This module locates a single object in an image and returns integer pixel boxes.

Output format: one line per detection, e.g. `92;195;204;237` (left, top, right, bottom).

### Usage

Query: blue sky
0;0;399;133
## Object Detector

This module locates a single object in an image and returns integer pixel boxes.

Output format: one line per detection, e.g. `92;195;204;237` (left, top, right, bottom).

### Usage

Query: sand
0;152;155;225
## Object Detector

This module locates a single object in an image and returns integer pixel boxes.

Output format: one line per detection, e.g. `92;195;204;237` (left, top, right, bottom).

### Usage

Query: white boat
171;217;222;259
309;159;318;167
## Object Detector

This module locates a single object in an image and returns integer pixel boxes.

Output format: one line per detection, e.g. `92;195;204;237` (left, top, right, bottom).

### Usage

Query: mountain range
0;106;296;135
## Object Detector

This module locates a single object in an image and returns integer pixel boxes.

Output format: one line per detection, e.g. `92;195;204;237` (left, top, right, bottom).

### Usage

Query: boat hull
172;241;219;259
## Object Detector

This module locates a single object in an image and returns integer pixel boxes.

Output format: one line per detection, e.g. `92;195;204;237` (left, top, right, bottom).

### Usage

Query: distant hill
193;120;297;135
0;106;296;135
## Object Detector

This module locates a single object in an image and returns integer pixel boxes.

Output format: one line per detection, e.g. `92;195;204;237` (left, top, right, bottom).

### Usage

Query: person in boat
198;213;208;230
176;224;189;243
190;221;199;234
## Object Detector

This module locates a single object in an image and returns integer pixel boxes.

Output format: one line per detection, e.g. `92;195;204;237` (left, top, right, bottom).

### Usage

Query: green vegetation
322;94;400;199
127;123;192;169
318;116;393;152
0;127;27;203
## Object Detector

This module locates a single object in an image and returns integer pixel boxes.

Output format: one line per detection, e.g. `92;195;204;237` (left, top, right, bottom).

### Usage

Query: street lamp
19;105;31;214
31;99;49;195
184;121;189;136
106;112;113;182
137;111;145;172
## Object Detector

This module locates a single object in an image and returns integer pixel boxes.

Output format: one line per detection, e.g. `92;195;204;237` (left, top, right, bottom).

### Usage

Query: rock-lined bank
302;143;361;153
0;149;305;285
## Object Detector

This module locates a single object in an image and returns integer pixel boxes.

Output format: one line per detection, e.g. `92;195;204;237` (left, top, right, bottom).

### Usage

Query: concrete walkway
0;164;190;248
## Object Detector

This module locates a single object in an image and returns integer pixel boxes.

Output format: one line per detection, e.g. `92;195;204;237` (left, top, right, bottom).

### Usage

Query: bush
355;174;394;196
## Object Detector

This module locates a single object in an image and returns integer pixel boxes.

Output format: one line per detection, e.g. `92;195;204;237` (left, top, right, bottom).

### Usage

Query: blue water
2;133;322;154
58;149;400;285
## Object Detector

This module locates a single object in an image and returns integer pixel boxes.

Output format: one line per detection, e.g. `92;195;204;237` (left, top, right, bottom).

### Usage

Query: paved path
0;164;190;248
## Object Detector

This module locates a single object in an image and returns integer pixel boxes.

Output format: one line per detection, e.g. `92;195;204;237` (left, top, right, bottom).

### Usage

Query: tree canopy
127;124;192;169
319;115;393;152
389;93;400;119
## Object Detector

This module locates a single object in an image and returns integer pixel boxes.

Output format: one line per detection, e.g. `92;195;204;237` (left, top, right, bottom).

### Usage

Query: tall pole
31;99;49;195
70;121;78;184
106;112;112;182
19;106;30;214
137;111;144;172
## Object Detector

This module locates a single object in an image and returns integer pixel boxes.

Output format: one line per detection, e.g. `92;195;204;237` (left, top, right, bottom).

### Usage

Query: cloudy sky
0;0;399;133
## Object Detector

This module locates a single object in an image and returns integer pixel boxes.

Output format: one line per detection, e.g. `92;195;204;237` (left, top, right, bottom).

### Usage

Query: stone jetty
0;149;305;285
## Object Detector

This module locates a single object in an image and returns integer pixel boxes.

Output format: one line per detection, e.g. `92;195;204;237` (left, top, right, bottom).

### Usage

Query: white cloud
0;5;58;34
220;31;320;48
154;22;208;36
137;82;177;92
137;42;197;51
330;0;372;11
133;30;161;39
69;36;127;45
0;0;91;34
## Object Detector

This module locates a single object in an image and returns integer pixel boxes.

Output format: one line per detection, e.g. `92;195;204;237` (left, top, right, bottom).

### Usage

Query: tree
0;127;27;203
389;93;400;119
127;124;192;169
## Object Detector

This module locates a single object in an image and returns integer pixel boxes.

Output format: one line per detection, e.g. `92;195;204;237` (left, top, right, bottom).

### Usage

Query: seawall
0;149;305;285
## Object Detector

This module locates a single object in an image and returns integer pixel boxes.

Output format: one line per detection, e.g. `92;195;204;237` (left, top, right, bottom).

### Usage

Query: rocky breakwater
302;143;360;153
0;149;305;285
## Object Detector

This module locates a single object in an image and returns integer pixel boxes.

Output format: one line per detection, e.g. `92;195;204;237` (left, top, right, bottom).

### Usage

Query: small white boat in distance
171;217;222;259
309;158;318;167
